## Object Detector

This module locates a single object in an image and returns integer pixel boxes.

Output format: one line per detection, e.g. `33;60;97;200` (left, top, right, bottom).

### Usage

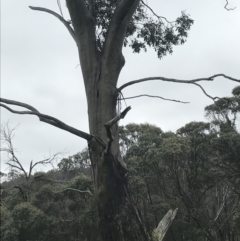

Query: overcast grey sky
1;0;240;174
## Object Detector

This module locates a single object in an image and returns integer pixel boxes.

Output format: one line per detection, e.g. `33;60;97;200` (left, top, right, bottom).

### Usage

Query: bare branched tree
0;122;60;201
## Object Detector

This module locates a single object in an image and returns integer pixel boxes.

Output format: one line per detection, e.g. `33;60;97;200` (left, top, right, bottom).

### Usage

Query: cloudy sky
1;0;240;173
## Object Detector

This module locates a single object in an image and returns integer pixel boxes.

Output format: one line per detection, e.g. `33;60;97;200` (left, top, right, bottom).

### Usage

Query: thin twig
119;94;189;103
224;0;236;10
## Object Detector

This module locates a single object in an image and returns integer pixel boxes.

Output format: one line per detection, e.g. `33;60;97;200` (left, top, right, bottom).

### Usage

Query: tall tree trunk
86;60;149;241
66;1;177;240
66;1;150;240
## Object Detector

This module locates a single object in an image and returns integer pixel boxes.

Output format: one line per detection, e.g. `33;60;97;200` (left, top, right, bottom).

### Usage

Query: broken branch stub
152;208;178;241
104;106;131;154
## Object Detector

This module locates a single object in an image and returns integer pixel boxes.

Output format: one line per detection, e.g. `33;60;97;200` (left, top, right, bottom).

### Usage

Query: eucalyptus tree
0;1;239;240
205;86;240;132
205;87;240;215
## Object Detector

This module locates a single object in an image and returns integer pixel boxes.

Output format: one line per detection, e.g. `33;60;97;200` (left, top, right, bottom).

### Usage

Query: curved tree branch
117;74;240;93
0;98;92;141
29;6;76;43
224;0;236;10
1;98;40;112
192;83;220;101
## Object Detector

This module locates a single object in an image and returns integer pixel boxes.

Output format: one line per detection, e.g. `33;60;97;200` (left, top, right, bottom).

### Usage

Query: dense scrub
1;88;240;241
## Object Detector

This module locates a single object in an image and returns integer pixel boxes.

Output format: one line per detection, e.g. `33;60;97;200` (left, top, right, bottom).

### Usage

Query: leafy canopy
90;0;194;58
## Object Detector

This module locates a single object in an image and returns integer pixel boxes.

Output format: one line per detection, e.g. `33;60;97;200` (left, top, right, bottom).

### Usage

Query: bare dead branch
119;94;189;104
224;0;236;10
105;106;131;128
53;187;93;196
5;163;24;173
153;208;178;241
1;123;28;179
117;74;240;92
1;123;61;198
0;98;92;141
29;6;76;43
31;154;59;170
104;106;131;154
